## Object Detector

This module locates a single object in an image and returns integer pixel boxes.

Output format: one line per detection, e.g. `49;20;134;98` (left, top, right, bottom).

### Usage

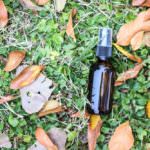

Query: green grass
0;0;150;149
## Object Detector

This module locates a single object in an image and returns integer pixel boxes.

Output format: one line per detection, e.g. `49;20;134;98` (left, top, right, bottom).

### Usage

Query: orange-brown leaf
88;115;102;150
0;0;8;27
113;43;143;63
0;95;17;104
117;9;150;46
38;100;64;117
146;100;150;118
108;121;134;150
35;127;58;150
10;65;44;89
4;50;26;72
143;32;150;47
66;8;77;41
115;64;143;86
35;0;49;5
131;31;144;51
70;111;90;119
132;0;150;7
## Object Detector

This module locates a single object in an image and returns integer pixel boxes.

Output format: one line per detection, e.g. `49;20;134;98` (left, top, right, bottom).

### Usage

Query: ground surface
0;0;150;150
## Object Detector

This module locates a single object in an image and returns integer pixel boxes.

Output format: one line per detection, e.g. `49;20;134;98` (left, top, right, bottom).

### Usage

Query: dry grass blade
108;121;134;150
88;115;102;150
113;43;143;63
0;0;8;27
66;8;77;41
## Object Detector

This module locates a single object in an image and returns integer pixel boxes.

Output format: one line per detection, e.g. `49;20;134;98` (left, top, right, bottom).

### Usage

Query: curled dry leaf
35;0;49;5
35;127;58;150
38;100;64;117
132;0;150;7
54;0;66;12
115;64;143;86
113;43;143;63
4;50;26;72
117;9;150;46
146;100;150;118
10;65;44;89
88;115;103;150
0;95;18;104
130;31;144;51
108;121;134;150
0;133;12;148
143;32;150;47
66;8;77;41
48;128;67;150
0;0;8;27
19;0;42;11
70;111;90;118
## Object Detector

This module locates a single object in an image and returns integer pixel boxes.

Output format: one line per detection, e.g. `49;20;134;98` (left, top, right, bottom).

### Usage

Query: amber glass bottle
87;28;115;115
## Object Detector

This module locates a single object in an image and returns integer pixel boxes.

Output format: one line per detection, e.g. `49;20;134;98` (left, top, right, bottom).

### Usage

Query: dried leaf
146;100;150;118
113;43;143;63
19;0;42;11
28;141;47;150
131;31;144;51
0;95;18;104
4;50;26;72
35;0;49;5
35;127;58;150
88;115;103;150
54;0;66;12
47;128;67;150
117;9;150;46
0;0;8;27
108;121;134;150
66;8;77;41
132;0;150;7
0;133;12;148
115;64;143;86
38;100;64;117
143;32;150;47
10;65;44;89
70;111;90;118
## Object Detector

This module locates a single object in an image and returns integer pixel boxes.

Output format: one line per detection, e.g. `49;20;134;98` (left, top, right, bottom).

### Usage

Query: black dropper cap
96;28;112;59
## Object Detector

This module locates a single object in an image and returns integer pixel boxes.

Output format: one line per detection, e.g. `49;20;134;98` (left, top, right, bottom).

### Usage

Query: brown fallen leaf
19;0;42;11
0;0;8;27
35;0;49;5
0;133;12;148
47;128;67;150
108;121;134;150
113;43;143;63
117;9;150;46
10;65;44;89
66;8;77;41
132;0;150;7
70;111;90;118
38;100;64;117
146;100;150;118
130;31;144;51
143;32;150;47
0;95;18;104
88;115;103;150
4;50;26;72
115;64;143;86
54;0;66;12
35;127;58;150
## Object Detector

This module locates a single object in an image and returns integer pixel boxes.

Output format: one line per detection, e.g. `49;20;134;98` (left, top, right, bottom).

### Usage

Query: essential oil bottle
87;28;115;115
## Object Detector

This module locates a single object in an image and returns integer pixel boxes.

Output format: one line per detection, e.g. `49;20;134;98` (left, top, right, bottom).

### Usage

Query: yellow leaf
146;100;150;118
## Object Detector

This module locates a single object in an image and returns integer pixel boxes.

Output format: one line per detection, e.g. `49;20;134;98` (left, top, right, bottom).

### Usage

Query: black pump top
96;28;112;59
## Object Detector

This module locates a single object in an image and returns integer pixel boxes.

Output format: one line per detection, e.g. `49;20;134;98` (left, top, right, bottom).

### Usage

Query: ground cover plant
0;0;150;149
